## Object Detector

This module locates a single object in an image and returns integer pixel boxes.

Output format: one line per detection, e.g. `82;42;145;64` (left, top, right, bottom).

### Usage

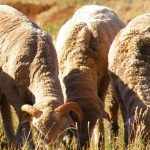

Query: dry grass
1;0;150;39
1;107;149;150
0;0;150;149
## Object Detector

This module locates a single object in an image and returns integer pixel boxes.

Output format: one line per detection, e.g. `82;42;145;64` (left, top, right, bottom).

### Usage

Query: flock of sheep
0;3;150;150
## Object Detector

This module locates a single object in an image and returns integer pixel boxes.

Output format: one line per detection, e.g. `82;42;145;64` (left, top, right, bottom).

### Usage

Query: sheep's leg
124;123;129;146
97;74;109;149
124;115;137;146
107;84;119;137
108;79;128;148
99;123;104;150
104;83;119;150
0;93;34;147
15;112;35;149
0;76;34;148
15;118;23;147
0;94;15;144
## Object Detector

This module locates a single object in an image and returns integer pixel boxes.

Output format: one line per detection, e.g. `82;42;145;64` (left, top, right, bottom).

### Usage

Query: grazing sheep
0;5;82;147
108;13;150;145
56;5;124;148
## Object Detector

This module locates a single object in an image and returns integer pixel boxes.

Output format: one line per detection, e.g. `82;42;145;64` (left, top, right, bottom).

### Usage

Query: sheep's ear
103;111;110;122
21;104;43;118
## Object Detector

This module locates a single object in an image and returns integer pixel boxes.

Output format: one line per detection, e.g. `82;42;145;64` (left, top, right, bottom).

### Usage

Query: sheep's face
21;102;83;144
32;107;74;144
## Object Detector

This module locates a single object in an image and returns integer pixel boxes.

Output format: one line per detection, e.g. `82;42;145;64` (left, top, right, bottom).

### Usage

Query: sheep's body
109;13;150;145
0;5;81;146
56;5;124;147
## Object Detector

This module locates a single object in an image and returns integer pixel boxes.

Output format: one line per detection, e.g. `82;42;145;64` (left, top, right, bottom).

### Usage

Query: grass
42;22;63;40
0;0;150;149
37;0;150;41
1;107;149;150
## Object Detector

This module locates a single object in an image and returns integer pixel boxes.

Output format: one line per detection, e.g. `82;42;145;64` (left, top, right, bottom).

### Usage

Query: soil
47;6;75;24
0;2;75;25
0;2;52;20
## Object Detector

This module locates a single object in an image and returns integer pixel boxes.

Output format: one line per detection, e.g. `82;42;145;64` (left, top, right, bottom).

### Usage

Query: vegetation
0;0;150;149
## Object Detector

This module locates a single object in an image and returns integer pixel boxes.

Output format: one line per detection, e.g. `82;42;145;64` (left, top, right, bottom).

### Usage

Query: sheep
0;5;83;147
108;13;150;145
56;4;125;148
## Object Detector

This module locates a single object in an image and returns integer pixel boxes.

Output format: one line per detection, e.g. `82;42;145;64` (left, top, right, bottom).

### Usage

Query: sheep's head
21;102;83;144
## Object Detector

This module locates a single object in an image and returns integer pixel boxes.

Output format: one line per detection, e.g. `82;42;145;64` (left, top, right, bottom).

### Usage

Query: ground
0;0;150;149
1;0;150;38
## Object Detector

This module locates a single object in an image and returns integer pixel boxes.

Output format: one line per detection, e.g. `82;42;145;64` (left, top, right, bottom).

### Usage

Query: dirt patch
0;2;75;25
0;2;53;20
48;6;75;23
36;5;75;25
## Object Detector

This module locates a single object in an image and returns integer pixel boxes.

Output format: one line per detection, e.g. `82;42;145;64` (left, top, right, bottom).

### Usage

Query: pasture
0;0;150;149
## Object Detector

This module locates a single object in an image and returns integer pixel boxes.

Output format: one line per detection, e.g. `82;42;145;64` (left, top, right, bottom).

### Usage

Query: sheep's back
57;5;124;77
0;5;58;87
109;13;150;112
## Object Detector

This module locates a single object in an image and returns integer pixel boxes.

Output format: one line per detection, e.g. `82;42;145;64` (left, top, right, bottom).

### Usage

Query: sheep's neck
63;72;103;113
62;70;99;101
29;73;63;105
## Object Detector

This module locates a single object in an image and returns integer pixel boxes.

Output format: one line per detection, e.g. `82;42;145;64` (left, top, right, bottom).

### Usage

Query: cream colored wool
0;5;75;147
56;5;124;147
109;13;150;145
